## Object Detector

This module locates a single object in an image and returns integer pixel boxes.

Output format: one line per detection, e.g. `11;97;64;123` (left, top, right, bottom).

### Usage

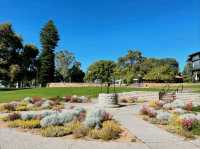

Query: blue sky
0;0;200;71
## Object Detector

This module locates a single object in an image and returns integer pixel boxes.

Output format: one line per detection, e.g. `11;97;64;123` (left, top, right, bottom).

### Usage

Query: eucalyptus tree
55;50;75;82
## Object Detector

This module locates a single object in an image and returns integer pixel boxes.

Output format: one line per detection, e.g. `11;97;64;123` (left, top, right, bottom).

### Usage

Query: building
188;51;200;82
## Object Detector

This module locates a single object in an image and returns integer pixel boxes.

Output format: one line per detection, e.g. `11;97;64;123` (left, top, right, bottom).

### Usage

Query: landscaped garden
139;98;200;138
0;96;136;142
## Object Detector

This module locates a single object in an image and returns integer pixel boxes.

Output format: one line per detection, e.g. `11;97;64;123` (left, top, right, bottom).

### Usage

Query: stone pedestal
98;93;119;108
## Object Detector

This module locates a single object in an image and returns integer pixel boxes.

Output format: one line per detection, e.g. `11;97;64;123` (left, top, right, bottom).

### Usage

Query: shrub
33;100;43;107
0;103;16;112
163;103;172;110
64;121;82;132
171;100;185;109
179;115;197;131
62;96;72;102
48;96;62;101
41;100;51;109
192;106;200;112
40;113;61;127
98;126;121;141
49;100;62;107
156;111;171;121
70;95;81;103
148;100;158;108
52;104;64;111
75;112;86;122
7;113;21;121
155;100;165;107
41;126;71;137
31;96;43;104
167;126;194;138
73;107;86;116
147;108;157;117
102;120;122;134
181;118;197;131
140;104;149;115
191;122;200;135
140;105;157;117
21;112;38;120
168;114;181;127
15;101;28;111
88;121;122;140
8;120;40;129
84;108;113;128
23;97;33;103
88;129;100;139
73;127;89;138
167;114;195;138
172;108;185;115
40;111;77;127
79;96;90;103
184;101;193;111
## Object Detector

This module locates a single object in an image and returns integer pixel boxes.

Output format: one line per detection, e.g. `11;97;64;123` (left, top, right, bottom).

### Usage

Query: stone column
98;93;119;108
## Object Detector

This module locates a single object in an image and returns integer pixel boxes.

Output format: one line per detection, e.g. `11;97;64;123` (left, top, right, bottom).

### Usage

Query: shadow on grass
0;88;32;91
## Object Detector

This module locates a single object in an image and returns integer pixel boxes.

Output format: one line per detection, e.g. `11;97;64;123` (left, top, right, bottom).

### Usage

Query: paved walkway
0;128;149;149
109;104;200;149
0;104;200;149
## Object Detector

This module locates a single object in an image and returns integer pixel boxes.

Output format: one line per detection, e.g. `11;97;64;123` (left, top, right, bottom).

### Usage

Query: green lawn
0;87;161;103
0;84;199;103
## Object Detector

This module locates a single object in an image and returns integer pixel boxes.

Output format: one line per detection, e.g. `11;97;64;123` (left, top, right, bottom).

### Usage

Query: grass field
0;84;199;103
0;87;162;103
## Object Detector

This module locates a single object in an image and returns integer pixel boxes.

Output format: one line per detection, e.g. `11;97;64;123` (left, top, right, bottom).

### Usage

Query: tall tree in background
55;50;75;82
21;44;39;87
69;61;85;82
39;20;59;86
116;50;143;83
0;23;23;86
85;60;116;93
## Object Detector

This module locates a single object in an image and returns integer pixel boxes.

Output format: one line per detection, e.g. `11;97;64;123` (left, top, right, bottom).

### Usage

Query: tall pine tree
39;20;59;86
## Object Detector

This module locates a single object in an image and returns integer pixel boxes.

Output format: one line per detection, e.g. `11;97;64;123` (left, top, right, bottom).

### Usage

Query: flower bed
0;107;135;142
0;95;90;112
139;99;200;138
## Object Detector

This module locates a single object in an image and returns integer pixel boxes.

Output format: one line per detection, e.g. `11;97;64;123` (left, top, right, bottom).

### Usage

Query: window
193;60;200;69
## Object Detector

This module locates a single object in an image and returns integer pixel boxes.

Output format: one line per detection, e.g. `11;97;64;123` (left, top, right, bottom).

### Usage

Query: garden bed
139;98;200;139
0;101;136;142
0;95;91;113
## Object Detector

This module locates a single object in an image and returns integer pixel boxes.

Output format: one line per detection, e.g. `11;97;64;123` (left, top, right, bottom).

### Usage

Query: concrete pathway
0;128;148;149
109;104;200;149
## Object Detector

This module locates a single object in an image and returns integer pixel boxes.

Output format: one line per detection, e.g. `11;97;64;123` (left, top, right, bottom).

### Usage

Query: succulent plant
156;111;171;121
